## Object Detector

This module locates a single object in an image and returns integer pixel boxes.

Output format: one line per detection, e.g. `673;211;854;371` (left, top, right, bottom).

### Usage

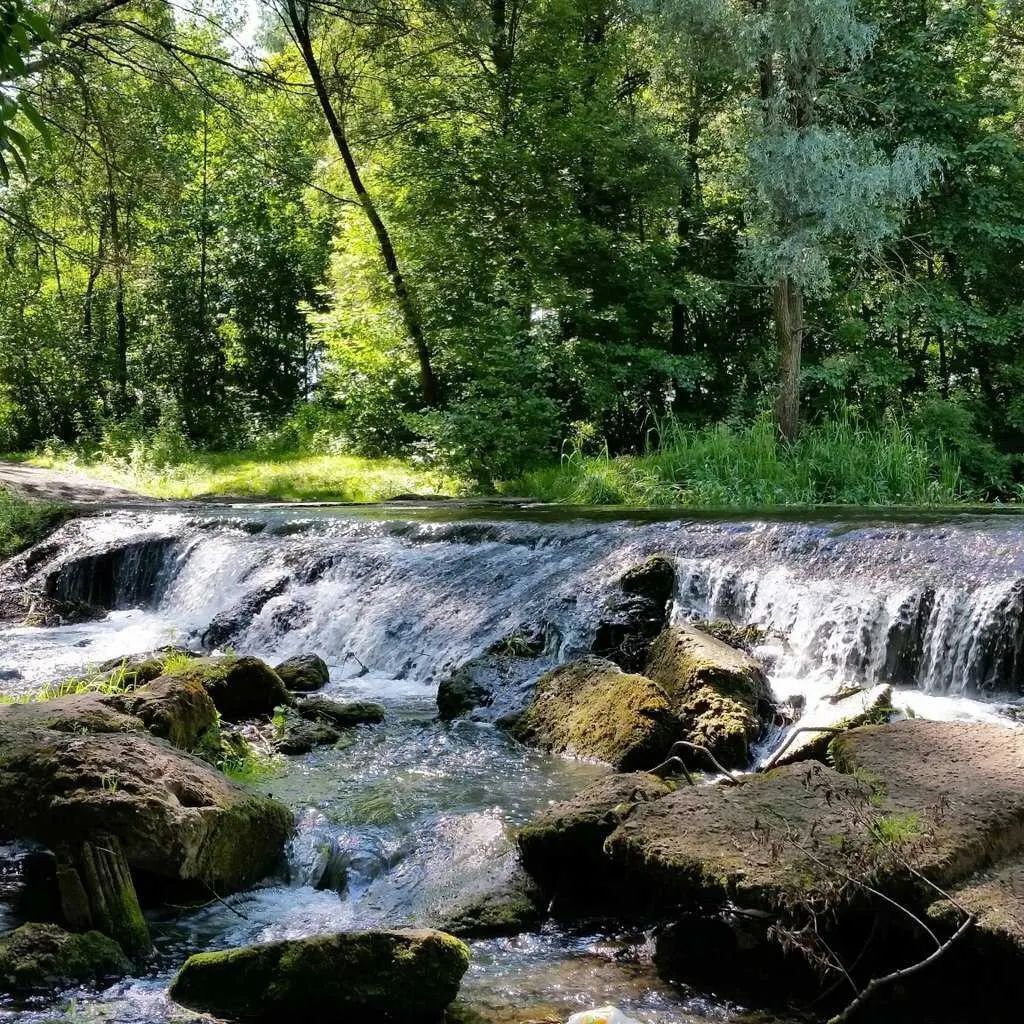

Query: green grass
22;450;467;502
0;487;70;559
511;416;977;508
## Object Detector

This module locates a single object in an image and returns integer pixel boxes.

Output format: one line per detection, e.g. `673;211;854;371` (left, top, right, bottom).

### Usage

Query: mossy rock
171;655;291;721
508;658;681;771
0;922;130;994
437;865;544;939
645;625;771;769
517;771;671;897
275;653;330;692
169;928;470;1020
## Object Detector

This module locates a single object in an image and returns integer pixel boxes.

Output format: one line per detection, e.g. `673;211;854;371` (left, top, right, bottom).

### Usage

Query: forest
2;0;1024;504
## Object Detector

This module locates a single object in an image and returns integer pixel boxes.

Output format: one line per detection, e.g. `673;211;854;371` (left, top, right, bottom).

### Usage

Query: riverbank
11;416;1015;508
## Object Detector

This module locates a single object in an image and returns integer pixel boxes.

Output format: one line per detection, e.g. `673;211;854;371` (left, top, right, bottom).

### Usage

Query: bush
0;488;69;560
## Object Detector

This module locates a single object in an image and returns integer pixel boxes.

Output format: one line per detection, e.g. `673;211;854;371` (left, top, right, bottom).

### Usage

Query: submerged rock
201;577;289;649
437;623;557;721
645;624;771;768
436;865;543;939
517;772;671;898
592;556;675;672
169;928;470;1020
0;922;130;994
274;698;385;755
275;653;330;692
508;658;680;771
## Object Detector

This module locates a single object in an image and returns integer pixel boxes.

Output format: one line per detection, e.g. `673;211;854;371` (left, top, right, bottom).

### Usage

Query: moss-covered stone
0;922;130;994
645;625;771;768
168;928;470;1021
274;653;330;692
172;655;291;721
437;866;544;939
517;772;671;897
509;658;680;771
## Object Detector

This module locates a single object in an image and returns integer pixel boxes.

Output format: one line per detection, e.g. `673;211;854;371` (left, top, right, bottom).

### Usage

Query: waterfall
4;508;1024;705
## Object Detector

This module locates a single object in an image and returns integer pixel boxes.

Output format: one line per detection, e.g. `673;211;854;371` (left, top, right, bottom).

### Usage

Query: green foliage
0;486;68;559
869;811;923;848
513;414;970;507
0;0;52;182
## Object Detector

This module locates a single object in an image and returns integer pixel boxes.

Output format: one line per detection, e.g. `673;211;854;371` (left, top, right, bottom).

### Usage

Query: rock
297;695;385;729
96;647;196;687
201;578;288;649
0;922;131;994
927;855;1024;1006
275;698;385;754
0;671;220;758
765;684;893;768
592;556;675;672
567;1008;642;1024
437;624;557;721
437;866;543;939
55;836;150;956
645;624;772;769
692;619;768;655
275;653;330;692
508;658;680;772
169;928;470;1021
171;655;291;721
0;720;293;894
517;772;671;898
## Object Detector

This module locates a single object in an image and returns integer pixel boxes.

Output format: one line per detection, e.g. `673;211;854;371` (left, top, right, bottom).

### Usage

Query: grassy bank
0;488;70;559
22;451;466;503
14;416;1014;509
512;418;990;507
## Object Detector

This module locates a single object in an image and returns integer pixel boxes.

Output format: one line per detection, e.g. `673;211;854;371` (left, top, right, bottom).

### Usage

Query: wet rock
201;577;289;649
508;658;680;772
1;671;220;757
437;865;543;939
0;922;131;994
0;717;293;893
437;624;557;721
692;619;768;655
275;653;330;692
592;556;675;672
645;624;771;769
169;928;470;1020
275;698;385;755
171;655;291;721
96;647;196;688
765;683;894;768
55;836;150;956
517;772;671;899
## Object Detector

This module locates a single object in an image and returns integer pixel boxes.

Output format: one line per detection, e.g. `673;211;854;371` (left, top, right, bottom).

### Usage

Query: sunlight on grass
24;451;467;502
511;415;975;508
0;487;70;558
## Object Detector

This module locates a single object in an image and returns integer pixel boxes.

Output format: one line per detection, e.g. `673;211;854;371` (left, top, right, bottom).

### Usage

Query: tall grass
0;487;69;559
514;415;971;507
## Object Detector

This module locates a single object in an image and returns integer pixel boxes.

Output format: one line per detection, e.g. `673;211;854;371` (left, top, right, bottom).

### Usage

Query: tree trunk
107;188;128;416
285;0;440;406
774;274;803;442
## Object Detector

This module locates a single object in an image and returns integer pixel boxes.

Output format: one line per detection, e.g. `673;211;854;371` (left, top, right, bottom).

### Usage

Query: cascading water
2;505;1023;1023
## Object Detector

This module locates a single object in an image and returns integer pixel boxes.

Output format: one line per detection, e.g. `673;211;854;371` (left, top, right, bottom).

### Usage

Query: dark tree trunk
285;0;440;406
774;274;803;442
107;188;128;416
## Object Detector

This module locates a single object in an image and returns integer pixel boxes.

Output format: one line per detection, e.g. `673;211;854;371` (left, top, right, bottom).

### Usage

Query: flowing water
2;504;1024;1023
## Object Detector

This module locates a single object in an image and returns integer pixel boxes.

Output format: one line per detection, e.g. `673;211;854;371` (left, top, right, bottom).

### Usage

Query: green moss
0;923;130;994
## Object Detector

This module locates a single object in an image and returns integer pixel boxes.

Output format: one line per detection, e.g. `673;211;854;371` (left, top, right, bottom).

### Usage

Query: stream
2;504;1024;1022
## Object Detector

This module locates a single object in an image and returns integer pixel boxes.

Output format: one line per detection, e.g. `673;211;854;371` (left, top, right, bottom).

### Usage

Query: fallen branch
761;726;844;771
827;912;974;1024
650;741;745;786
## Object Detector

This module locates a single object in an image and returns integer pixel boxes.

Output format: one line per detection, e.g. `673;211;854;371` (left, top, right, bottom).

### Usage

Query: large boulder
171;655;291;721
645;624;771;768
508;658;680;772
517;772;671;898
592;556;675;672
1;672;219;757
275;653;330;692
0;720;293;893
436;864;543;939
169;928;470;1021
275;697;385;755
0;922;130;994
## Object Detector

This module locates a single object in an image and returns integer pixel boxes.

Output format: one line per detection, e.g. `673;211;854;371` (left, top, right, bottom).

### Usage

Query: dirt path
0;461;147;505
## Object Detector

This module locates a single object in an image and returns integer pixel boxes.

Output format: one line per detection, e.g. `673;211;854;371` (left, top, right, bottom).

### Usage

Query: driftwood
760;726;845;771
650;740;745;786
